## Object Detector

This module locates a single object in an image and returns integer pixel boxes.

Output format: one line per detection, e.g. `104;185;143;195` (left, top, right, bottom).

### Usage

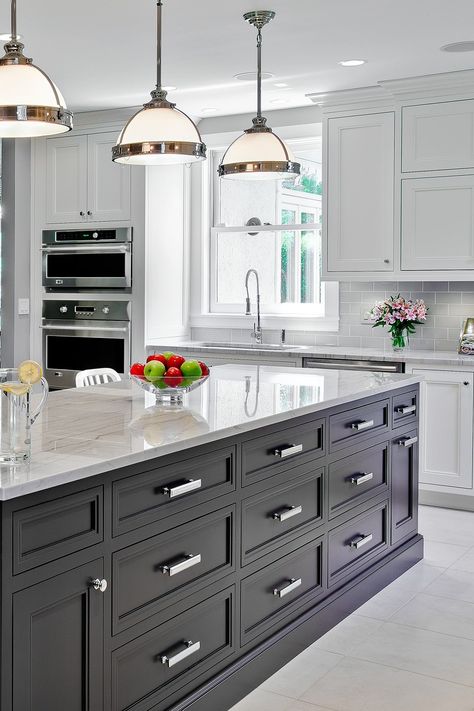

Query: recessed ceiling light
441;41;474;53
0;32;22;40
338;59;366;67
162;85;177;91
234;71;274;81
201;107;218;114
274;82;289;88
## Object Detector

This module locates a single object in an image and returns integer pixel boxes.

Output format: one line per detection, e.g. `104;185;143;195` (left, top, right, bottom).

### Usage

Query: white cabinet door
87;132;131;222
46;135;88;224
413;368;473;490
402;100;474;172
326;112;394;273
402;175;474;270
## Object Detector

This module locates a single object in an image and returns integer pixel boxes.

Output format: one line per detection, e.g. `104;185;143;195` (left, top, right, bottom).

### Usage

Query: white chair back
75;368;121;388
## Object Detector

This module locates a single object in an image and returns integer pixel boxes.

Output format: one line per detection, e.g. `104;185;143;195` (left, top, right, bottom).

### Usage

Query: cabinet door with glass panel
209;141;336;326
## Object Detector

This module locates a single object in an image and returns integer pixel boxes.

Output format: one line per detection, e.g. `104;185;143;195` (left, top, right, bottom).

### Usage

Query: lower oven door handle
41;245;131;253
40;325;129;333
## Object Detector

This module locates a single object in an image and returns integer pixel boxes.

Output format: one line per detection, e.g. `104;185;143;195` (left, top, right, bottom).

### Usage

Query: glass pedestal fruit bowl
130;374;209;404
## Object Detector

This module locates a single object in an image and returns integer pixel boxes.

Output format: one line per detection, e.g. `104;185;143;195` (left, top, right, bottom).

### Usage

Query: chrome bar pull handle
350;472;374;486
398;436;418;448
351;420;374;431
160;554;202;576
274;443;303;458
349;533;373;550
160;640;201;668
272;505;303;522
273;577;302;598
162;479;202;498
396;405;416;415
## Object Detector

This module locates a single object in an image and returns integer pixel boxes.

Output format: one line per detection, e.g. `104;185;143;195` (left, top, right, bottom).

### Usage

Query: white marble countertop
146;340;474;368
0;365;420;501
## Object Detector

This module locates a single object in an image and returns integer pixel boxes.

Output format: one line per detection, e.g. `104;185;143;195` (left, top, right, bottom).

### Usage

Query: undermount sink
199;341;304;351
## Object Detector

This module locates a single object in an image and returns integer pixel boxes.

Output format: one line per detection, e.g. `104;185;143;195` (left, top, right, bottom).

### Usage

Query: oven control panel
42;300;130;321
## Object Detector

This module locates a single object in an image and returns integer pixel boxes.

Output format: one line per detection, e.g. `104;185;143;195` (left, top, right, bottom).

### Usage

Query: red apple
130;362;145;376
146;353;167;366
167;354;186;370
198;360;210;376
164;366;183;388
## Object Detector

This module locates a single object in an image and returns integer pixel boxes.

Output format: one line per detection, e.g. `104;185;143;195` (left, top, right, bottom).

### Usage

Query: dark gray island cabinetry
0;368;422;711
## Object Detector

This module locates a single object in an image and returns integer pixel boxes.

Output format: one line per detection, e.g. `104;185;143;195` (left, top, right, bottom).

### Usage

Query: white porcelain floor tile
450;547;474;573
389;592;474;640
353;583;417;620
380;560;444;594
418;506;474;546
313;614;382;655
300;657;474;711
354;621;474;687
229;689;331;711
425;567;474;604
261;647;342;699
423;539;470;568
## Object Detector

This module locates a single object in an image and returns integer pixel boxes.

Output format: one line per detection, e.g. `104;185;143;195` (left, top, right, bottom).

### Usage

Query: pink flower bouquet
370;294;428;350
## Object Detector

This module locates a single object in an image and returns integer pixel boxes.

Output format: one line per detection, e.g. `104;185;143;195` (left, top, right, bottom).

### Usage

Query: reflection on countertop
0;365;421;500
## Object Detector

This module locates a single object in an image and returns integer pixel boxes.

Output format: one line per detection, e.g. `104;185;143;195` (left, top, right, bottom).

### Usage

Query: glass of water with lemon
0;361;48;463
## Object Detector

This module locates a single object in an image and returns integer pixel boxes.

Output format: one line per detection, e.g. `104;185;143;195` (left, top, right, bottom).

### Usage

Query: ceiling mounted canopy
113;0;206;165
218;10;300;181
0;0;72;137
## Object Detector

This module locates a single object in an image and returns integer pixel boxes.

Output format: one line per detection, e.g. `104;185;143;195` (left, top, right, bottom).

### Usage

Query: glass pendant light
0;0;72;137
113;0;206;165
219;10;300;181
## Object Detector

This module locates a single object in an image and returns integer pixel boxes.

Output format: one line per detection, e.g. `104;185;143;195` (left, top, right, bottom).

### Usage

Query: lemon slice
18;360;43;385
0;382;31;396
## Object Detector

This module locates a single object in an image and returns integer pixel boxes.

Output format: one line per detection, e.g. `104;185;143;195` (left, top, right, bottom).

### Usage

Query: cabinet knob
90;578;107;593
87;210;92;217
383;259;390;264
79;211;85;217
464;381;470;386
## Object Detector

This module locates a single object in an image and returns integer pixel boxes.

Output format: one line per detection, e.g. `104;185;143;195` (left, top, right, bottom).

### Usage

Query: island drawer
112;506;234;635
112;446;235;536
242;418;324;486
12;487;103;574
328;500;389;587
241;467;324;565
111;587;235;711
329;399;389;452
328;441;389;519
241;535;325;645
392;390;418;429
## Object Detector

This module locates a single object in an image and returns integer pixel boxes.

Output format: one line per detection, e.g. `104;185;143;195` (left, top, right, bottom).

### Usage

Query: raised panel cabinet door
402;100;474;172
13;559;104;711
87;132;131;222
326;112;394;272
401;176;474;270
391;429;419;545
46;134;88;223
412;369;474;490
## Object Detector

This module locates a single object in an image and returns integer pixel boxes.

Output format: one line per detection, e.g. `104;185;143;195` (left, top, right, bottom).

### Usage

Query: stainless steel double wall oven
42;228;133;388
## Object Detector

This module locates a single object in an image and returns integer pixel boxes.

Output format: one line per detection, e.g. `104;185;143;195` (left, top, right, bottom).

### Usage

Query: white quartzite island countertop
0;365;421;501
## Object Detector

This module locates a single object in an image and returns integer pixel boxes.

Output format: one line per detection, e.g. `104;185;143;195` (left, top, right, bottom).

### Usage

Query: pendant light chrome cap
113;95;206;165
219;120;300;180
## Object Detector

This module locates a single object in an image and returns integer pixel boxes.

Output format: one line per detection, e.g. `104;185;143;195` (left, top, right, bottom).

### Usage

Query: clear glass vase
391;333;408;352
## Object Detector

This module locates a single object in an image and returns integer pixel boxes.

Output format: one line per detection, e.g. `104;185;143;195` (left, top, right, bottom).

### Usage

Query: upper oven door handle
41;244;131;253
40;324;129;333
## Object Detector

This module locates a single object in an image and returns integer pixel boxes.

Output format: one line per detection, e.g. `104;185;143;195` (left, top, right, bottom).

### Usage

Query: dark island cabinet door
13;559;104;711
391;429;419;545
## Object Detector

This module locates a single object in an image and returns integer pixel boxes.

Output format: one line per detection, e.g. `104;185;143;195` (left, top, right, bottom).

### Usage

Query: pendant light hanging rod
156;0;162;91
11;0;17;42
256;26;262;121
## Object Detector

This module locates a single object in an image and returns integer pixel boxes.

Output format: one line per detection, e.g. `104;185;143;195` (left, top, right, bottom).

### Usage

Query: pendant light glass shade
0;1;72;137
113;1;206;165
219;11;300;181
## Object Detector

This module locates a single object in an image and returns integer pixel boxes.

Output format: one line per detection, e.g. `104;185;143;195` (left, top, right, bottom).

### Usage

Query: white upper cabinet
402;100;474;172
326;112;395;273
402;175;474;270
45;131;131;224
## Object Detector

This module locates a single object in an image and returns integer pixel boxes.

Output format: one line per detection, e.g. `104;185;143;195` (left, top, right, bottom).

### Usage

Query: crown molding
379;69;474;101
306;85;393;113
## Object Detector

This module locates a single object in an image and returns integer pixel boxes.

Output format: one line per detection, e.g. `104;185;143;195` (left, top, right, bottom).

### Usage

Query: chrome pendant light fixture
219;10;300;181
0;0;72;137
113;0;206;165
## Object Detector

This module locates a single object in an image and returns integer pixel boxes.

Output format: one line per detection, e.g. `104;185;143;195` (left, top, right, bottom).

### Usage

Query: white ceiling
5;0;474;117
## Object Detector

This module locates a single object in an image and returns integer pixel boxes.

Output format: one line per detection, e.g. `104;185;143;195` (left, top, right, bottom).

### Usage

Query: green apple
180;360;202;378
143;360;166;382
162;351;174;362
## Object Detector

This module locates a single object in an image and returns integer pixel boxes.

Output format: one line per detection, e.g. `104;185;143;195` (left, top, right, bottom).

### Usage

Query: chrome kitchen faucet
245;268;263;344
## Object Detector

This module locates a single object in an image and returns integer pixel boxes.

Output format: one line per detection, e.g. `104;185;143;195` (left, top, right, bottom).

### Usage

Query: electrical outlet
18;298;30;316
360;305;373;325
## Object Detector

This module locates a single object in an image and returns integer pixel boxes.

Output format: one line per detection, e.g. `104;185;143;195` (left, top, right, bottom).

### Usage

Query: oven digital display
74;306;96;314
55;230;117;242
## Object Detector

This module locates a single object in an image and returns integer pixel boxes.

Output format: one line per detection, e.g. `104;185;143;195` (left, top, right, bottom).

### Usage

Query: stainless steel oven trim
42;244;132;253
42;227;132;246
